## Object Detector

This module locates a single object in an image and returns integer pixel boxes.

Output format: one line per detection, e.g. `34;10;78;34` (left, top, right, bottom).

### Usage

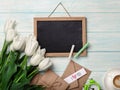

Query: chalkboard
34;17;87;57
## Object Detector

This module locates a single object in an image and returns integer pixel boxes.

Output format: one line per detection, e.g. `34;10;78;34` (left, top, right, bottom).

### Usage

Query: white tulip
38;58;53;71
38;58;50;69
4;19;16;33
30;47;45;66
25;35;38;56
39;62;52;71
12;35;26;51
37;47;46;57
5;28;17;42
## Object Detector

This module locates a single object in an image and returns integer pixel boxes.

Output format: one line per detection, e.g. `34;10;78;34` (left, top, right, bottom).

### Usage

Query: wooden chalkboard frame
34;17;87;57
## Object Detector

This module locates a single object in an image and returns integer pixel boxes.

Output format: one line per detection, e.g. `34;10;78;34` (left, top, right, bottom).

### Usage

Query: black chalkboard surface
34;17;87;56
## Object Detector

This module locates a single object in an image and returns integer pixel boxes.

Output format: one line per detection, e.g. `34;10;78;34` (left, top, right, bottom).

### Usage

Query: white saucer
104;68;120;90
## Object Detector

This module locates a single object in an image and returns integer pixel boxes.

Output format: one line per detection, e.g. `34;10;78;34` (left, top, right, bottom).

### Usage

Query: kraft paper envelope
31;74;43;85
61;60;91;90
31;70;69;90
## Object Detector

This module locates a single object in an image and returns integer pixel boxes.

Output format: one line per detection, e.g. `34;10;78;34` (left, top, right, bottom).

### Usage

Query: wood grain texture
0;0;120;12
51;52;120;72
1;13;120;33
0;0;120;89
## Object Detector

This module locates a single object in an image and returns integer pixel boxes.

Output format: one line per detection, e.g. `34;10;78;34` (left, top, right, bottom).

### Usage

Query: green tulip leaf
1;51;19;90
10;80;29;90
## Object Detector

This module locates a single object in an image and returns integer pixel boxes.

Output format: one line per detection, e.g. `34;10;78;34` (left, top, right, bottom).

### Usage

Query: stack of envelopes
31;60;91;90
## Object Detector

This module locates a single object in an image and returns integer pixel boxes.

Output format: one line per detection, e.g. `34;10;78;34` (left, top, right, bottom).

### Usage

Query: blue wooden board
0;0;120;89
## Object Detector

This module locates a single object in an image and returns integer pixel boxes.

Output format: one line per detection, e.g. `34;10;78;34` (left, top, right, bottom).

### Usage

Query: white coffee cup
104;68;120;90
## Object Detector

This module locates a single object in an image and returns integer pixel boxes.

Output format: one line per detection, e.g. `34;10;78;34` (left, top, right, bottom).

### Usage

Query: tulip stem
0;40;10;67
27;68;39;79
14;55;28;83
20;55;28;70
15;73;24;83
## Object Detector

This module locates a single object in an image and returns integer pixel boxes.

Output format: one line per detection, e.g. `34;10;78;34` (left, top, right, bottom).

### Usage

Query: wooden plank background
0;0;120;89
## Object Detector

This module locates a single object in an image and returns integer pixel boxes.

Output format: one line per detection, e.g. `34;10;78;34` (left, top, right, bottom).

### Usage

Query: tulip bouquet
0;20;53;90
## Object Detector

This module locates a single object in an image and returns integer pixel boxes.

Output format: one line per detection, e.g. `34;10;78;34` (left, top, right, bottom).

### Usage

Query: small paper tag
64;68;87;84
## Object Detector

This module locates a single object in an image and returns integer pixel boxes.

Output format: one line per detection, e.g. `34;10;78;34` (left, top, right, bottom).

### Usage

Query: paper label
64;68;87;84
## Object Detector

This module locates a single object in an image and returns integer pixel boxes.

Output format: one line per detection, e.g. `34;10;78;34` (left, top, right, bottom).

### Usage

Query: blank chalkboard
34;17;87;57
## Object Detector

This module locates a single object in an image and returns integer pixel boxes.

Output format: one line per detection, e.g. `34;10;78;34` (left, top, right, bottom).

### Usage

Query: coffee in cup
113;75;120;88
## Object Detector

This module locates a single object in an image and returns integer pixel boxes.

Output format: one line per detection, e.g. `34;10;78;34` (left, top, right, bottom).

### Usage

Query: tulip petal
4;19;16;33
40;48;46;56
20;42;26;51
6;29;17;42
30;54;44;66
13;35;26;51
25;35;38;56
36;46;41;54
38;58;50;70
39;61;52;71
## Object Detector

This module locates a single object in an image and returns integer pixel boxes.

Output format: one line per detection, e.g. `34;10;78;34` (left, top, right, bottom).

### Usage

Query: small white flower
5;28;17;42
25;35;38;56
12;35;26;51
30;47;45;66
38;58;53;71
